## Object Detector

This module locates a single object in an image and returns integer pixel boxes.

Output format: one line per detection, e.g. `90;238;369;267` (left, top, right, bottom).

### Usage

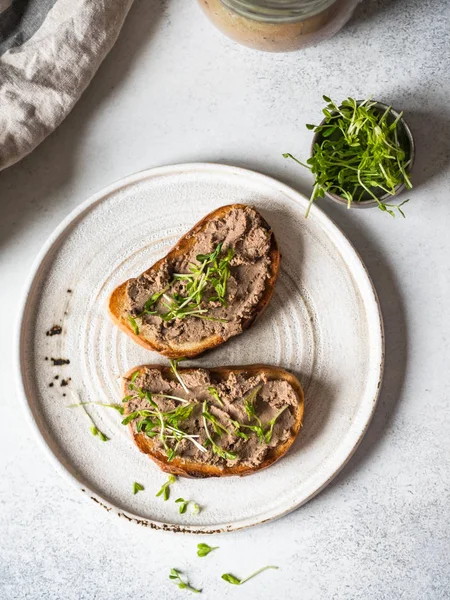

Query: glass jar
197;0;360;52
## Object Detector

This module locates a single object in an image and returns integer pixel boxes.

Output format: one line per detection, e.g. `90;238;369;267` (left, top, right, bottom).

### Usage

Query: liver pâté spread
123;366;300;468
126;206;275;346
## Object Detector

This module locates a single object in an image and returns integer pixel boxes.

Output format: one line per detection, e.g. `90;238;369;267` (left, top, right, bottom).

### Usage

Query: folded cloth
0;0;133;171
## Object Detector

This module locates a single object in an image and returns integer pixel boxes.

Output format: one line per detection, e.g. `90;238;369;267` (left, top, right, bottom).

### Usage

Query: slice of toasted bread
122;364;304;478
108;204;280;358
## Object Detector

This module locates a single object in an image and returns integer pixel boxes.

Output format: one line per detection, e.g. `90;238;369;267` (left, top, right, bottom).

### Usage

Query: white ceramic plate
17;163;383;533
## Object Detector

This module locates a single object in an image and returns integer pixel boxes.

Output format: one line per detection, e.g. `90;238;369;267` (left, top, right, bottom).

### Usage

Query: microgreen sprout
175;498;201;514
132;482;144;495
264;405;289;443
152;393;189;404
121;383;206;462
90;426;109;442
197;543;219;557
202;400;237;461
121;376;287;466
284;95;413;217
170;358;190;394
156;475;176;501
169;569;201;593
241;386;265;443
207;386;224;407
127;314;139;335
221;565;278;585
229;387;288;445
202;407;232;436
128;242;233;328
70;391;110;442
126;287;170;335
68;401;124;415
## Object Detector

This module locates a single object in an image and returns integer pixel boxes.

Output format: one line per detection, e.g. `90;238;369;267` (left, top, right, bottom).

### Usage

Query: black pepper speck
46;325;62;337
50;358;70;366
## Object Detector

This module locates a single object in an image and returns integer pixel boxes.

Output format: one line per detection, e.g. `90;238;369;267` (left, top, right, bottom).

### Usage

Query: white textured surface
18;164;383;531
1;0;449;597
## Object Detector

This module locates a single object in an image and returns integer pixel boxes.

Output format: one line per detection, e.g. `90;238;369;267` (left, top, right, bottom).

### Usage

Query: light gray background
1;1;449;598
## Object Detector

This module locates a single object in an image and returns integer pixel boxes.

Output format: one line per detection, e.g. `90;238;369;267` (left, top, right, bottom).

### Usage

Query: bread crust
108;204;280;358
122;364;304;478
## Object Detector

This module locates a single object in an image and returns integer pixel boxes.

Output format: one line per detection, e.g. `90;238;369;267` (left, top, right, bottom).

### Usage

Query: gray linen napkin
0;0;134;171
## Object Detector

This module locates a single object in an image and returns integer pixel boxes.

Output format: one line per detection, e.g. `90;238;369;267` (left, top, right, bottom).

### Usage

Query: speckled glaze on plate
16;163;384;533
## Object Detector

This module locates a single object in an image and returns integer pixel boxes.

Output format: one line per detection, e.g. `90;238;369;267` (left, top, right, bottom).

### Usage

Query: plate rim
15;162;384;534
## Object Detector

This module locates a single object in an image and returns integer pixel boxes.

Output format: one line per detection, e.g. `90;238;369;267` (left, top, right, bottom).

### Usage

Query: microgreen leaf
222;574;242;585
264;405;289;444
97;431;110;442
176;497;188;513
170;358;190;394
127;315;139;335
156;475;176;501
202;408;231;436
207;386;224;407
231;419;250;440
169;569;201;594
89;424;109;441
175;498;201;515
202;400;237;461
196;242;222;263
130;370;140;382
197;543;219;557
242;386;265;442
221;566;278;585
143;285;170;312
132;482;144;495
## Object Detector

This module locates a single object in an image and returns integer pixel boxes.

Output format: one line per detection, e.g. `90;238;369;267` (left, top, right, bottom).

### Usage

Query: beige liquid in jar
198;0;359;52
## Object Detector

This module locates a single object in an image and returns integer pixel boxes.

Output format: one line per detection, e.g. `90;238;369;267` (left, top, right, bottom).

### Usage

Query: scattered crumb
67;289;72;293
49;383;54;388
44;357;48;361
46;325;62;337
60;378;71;387
62;393;66;397
54;375;59;380
50;358;70;366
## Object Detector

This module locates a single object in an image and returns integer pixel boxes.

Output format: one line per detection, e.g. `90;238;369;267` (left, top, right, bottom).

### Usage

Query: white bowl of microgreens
284;95;414;218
